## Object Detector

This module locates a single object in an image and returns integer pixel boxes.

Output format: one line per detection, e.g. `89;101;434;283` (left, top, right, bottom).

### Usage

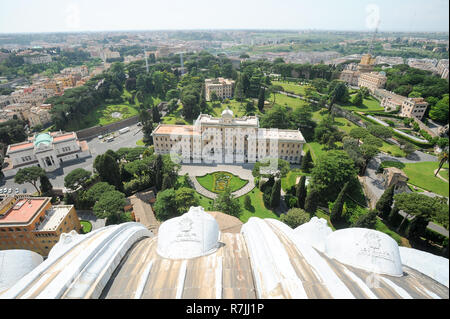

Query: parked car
0;189;3;194
137;122;142;126
8;188;12;194
98;135;103;139
15;188;19;194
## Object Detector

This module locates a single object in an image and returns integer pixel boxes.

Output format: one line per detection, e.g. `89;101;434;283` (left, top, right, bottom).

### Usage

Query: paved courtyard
179;163;256;199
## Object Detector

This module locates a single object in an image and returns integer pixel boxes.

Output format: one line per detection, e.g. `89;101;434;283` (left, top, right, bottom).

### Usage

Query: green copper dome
34;133;53;147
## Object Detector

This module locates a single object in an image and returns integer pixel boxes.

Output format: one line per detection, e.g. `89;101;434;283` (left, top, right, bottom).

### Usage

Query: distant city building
204;78;235;101
6;132;90;172
152;109;305;164
400;97;429;120
24;104;52;128
0;195;81;257
339;69;360;86
358;71;387;93
23;54;52;65
378;90;407;112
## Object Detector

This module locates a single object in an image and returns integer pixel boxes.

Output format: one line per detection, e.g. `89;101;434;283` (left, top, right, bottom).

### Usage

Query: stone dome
157;206;220;260
221;108;234;118
33;133;53;148
0;250;43;293
324;228;403;277
294;217;332;252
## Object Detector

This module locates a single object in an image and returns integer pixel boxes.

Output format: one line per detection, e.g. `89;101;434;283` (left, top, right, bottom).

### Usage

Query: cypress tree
153;154;164;191
161;174;171;191
375;184;395;219
270;179;281;209
257;86;265;112
330;182;349;224
296;176;307;209
39;175;54;197
234;74;245;102
152;105;161;123
300;150;313;173
352;209;377;229
304;188;320;215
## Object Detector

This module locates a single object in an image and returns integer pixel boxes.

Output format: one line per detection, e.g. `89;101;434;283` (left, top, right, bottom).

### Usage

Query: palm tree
435;148;449;177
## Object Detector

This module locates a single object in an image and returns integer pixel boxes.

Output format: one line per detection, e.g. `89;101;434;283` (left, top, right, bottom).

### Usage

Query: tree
268;85;283;105
429;94;449;123
270;179;281;209
175;187;199;215
352;210;378;229
93;190;127;223
310;150;357;203
367;125;392;139
244;195;252;211
296;176;307;209
213;187;242;218
304;188;320;215
402;142;416;157
153;154;164;191
280;208;311;228
14;166;46;194
154;188;179;221
349;127;369;143
234;74;245;102
352;91;363;106
152;105;161;123
39;175;54;197
330;182;349;224
83;182;116;209
435;149;449;177
94;153;122;191
300;150;313;173
257;86;265;112
375;184;395;219
64;168;92;191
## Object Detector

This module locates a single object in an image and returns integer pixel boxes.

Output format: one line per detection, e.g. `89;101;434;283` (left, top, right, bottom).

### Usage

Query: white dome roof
0;250;43;293
157;206;220;259
294;217;332;252
221;108;234;118
324;228;403;276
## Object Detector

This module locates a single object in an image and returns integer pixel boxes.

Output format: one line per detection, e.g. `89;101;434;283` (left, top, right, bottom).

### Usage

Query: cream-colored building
152;109;305;164
358;71;387;93
205;78;235;101
339;70;360;86
400;97;429;120
358;53;376;73
6;132;90;172
25;106;52;128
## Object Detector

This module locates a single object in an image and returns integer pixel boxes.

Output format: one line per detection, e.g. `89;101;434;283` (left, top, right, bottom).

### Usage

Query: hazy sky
0;0;448;33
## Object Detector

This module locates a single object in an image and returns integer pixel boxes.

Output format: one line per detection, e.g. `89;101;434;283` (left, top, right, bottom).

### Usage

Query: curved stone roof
0;250;43;293
0;212;448;299
221;108;234;118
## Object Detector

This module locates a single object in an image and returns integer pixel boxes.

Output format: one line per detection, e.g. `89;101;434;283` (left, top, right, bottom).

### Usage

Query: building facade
0;196;81;257
400;97;429;120
205;78;235;101
339;70;360;86
6;131;90;172
358;71;387;93
152;109;305;164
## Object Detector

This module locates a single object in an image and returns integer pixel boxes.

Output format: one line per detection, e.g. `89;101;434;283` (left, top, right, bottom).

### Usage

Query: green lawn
196;171;249;194
270;93;309;110
281;168;306;191
272;80;307;96
402;162;449;197
80;220;92;234
195;186;278;223
340;95;384;112
211;99;247;117
305;142;326;163
136;139;145;146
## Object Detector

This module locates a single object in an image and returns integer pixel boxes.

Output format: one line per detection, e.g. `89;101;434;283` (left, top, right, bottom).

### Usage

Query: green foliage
351;91;363;106
300;151;313;173
154;188;179;221
213;187;243;218
94;153;122;191
330;182;349;224
270;179;281;209
244;195;252;211
296;176;307;209
352;210;378;229
14;166;46;193
429;94;449;124
280;208;311;228
367;125;393;139
175;187;200;215
304;188;320;215
83;182;116;209
39;175;54;197
375;185;395;219
93;190;127;221
64;168;92;190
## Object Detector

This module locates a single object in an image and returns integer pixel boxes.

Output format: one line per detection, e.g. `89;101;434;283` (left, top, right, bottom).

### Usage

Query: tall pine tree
330;182;350;224
270;179;281;209
296;176;307;209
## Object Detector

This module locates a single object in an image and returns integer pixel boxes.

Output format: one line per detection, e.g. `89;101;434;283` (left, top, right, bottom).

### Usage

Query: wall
75;115;140;140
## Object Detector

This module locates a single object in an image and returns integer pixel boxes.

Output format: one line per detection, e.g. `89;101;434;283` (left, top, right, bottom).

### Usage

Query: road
0;123;143;192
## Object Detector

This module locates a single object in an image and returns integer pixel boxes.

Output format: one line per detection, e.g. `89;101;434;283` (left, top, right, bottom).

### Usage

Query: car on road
8;188;12;194
137;122;142;126
119;127;130;134
98;135;103;139
15;188;19;194
0;189;3;194
106;136;114;142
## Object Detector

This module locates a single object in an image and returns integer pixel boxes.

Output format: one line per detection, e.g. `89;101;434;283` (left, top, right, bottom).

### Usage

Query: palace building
6;131;90;172
0;195;81;257
151;109;306;165
204;78;235;101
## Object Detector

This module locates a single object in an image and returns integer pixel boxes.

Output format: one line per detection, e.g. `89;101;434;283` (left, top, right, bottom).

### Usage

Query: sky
0;0;448;34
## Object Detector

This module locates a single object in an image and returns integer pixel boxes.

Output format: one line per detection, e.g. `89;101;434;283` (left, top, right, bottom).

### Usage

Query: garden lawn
306;142;326;163
80;220;92;233
402;161;449;197
196;171;249;194
338;95;384;112
272;80;307;96
271;93;309;110
211;99;247;117
281;169;306;192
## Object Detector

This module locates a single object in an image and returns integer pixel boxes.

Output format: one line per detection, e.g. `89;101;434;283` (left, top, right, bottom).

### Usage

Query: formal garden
196;171;249;194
